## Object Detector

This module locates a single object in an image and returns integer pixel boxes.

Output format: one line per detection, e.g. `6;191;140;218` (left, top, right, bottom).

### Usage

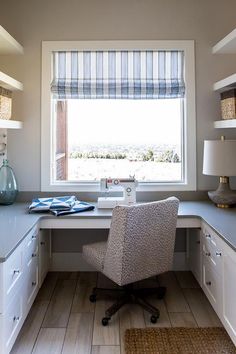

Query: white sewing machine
97;178;138;209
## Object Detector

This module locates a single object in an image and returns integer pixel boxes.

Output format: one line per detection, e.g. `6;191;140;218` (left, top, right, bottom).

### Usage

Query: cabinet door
202;259;222;317
188;229;202;285
222;244;236;346
39;230;51;286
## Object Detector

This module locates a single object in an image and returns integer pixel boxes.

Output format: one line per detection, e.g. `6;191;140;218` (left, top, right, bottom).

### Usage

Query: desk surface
1;201;236;262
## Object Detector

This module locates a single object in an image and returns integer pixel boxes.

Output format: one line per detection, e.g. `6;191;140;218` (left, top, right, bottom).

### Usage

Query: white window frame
41;40;196;192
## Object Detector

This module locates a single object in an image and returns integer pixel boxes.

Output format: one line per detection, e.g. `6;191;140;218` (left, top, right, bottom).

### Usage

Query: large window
41;41;196;191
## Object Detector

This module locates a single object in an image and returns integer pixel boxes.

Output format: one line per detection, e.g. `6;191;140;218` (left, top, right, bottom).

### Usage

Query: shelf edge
214;120;236;129
0;25;23;54
212;28;236;54
0;119;23;129
0;71;23;91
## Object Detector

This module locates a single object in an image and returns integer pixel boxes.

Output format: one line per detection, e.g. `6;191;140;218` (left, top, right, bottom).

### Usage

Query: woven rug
125;327;236;354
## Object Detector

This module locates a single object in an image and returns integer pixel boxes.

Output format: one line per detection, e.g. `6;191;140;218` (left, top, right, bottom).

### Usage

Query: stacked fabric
29;196;94;216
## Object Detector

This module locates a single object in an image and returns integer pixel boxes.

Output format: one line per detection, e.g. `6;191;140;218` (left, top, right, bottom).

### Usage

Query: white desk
0;201;236;352
1;201;236;262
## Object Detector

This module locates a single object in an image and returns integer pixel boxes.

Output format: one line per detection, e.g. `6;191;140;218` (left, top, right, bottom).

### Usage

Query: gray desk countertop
0;201;236;263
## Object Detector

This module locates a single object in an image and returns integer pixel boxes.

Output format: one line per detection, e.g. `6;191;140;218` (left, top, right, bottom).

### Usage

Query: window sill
41;181;196;192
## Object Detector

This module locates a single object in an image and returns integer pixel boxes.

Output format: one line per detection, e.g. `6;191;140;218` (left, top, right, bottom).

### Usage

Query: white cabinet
201;223;236;346
222;241;236;346
201;223;223;318
39;229;51;286
188;229;202;285
22;225;39;311
1;290;24;354
0;225;41;354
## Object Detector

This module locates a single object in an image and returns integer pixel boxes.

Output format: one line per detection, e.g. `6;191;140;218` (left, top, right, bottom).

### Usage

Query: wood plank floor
11;271;222;354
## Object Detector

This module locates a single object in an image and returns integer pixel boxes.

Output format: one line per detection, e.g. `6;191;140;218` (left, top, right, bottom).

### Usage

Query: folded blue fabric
29;196;95;216
29;196;76;212
51;201;95;216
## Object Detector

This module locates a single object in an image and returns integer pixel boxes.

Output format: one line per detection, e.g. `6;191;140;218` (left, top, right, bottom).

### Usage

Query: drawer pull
216;251;222;257
13;270;20;275
205;234;211;239
206;281;211;286
40;241;45;245
205;252;211;257
32;281;37;286
196;240;200;244
32;253;37;258
32;235;37;240
13;316;20;322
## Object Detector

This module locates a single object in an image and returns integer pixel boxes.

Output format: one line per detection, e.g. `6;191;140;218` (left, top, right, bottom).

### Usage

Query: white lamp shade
203;139;236;176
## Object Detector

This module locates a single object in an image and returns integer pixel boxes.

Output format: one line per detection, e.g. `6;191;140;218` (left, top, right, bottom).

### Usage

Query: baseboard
50;252;189;272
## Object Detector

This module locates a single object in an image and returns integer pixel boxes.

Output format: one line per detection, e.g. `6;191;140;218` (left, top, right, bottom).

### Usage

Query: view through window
53;98;183;183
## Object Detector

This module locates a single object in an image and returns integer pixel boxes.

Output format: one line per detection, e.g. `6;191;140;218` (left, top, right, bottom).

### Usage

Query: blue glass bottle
0;159;18;205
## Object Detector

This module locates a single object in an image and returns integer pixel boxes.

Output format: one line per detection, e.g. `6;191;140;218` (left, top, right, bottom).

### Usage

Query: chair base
89;285;166;326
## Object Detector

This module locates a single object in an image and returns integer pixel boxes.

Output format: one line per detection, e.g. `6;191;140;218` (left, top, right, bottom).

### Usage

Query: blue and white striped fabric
51;50;185;99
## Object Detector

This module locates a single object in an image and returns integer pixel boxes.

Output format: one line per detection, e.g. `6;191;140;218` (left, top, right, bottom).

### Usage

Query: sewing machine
97;178;138;209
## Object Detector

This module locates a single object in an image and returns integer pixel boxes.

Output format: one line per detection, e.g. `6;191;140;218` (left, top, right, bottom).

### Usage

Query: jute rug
125;327;236;354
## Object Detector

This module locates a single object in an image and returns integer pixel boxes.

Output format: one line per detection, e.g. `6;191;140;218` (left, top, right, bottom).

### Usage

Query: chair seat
82;241;107;271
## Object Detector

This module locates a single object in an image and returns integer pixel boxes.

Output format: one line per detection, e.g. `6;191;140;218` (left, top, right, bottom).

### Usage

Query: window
41;41;196;191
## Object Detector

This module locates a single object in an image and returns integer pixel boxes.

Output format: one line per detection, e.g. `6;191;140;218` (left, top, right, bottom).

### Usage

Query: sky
67;99;182;146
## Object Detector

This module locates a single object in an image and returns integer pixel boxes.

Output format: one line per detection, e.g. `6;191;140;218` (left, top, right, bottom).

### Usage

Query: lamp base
208;177;236;208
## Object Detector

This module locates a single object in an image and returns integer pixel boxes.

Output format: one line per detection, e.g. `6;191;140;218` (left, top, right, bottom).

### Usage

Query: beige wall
1;0;236;193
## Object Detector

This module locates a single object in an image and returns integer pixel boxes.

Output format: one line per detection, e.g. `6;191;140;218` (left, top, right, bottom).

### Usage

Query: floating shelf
214;119;236;129
212;28;236;54
0;119;23;129
213;73;236;92
0;25;23;54
0;71;23;91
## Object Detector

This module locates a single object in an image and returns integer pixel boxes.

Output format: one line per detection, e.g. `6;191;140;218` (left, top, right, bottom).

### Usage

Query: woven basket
221;89;236;120
0;87;12;120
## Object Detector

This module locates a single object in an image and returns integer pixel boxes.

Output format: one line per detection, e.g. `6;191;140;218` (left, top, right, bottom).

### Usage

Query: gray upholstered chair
82;197;179;326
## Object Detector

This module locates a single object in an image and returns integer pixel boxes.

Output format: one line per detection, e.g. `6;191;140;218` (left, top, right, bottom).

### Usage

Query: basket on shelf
0;87;12;120
220;89;236;120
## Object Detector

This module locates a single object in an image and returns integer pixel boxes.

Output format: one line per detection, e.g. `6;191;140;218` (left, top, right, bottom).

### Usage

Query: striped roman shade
51;50;185;99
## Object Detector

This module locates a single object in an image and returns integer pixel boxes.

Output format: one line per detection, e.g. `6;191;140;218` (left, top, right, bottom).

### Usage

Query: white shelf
214;119;236;129
0;25;23;54
213;73;236;92
0;119;22;129
0;71;23;91
213;28;236;54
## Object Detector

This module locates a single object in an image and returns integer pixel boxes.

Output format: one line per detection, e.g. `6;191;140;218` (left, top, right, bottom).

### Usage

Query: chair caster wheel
102;317;110;326
89;294;97;303
150;315;159;324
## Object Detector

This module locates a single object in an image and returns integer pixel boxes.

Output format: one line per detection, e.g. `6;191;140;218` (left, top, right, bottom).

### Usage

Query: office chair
82;197;179;326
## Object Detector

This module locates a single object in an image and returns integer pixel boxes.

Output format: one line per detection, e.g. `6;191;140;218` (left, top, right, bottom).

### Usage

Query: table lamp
203;136;236;208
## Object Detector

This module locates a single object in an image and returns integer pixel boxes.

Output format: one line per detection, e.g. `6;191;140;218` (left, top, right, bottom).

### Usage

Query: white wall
1;0;236;192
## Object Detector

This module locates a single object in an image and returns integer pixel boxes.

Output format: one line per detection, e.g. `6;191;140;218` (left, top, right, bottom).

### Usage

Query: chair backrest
103;197;179;286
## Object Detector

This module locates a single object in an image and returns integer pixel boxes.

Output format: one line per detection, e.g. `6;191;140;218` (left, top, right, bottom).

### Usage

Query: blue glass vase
0;159;18;205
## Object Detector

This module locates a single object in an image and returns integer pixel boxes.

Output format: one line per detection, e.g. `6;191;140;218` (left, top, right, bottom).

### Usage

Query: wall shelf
0;119;23;129
214;119;236;129
213;73;236;92
0;71;23;91
0;25;23;54
212;28;236;54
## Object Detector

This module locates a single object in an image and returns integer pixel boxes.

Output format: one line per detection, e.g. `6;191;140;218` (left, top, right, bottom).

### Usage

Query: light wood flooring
11;271;222;354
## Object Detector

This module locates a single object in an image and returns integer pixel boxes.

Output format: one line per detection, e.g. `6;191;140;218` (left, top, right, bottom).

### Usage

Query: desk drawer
202;260;222;316
25;254;38;307
202;223;224;251
24;226;39;266
3;247;23;303
202;242;223;274
3;290;23;353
